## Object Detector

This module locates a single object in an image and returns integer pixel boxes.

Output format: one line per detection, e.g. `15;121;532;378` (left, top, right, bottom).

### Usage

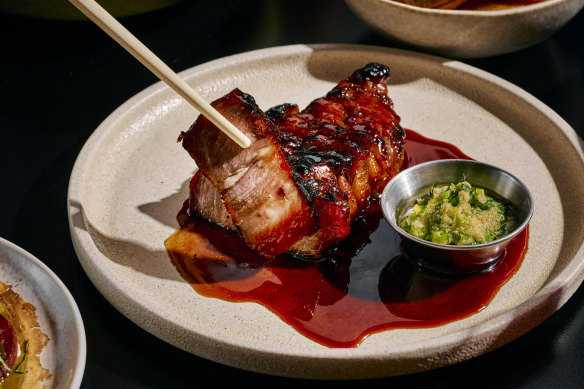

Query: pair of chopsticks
69;0;251;148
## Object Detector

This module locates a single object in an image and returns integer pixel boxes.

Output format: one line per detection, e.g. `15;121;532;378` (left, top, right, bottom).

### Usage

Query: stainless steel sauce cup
381;159;534;274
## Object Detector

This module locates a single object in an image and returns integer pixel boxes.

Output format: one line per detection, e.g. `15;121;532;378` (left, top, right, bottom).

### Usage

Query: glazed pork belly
181;63;405;260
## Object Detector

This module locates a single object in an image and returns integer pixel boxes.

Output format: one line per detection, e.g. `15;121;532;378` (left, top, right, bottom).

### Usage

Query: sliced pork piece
180;89;315;258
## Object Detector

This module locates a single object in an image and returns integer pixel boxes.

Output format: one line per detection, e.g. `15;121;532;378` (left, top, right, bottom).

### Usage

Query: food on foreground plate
399;181;517;245
394;0;548;10
166;64;531;347
179;63;405;260
0;281;50;389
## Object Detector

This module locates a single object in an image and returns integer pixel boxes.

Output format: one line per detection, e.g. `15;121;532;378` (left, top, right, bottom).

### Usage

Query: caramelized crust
268;63;405;256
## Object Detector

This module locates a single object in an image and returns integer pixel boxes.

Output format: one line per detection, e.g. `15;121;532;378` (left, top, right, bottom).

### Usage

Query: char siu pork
179;63;405;260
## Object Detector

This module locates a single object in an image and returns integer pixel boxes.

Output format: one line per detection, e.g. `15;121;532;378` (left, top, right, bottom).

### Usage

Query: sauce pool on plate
165;129;529;348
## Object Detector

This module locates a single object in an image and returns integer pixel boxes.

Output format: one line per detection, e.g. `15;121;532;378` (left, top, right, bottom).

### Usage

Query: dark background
1;0;583;388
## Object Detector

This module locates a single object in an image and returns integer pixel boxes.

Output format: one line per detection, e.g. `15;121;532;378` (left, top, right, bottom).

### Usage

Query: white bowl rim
373;0;572;17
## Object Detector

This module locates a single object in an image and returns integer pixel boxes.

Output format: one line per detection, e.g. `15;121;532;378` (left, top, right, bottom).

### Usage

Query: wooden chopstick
68;0;251;148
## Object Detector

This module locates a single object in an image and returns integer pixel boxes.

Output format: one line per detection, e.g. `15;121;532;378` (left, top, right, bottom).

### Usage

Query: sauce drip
165;129;528;348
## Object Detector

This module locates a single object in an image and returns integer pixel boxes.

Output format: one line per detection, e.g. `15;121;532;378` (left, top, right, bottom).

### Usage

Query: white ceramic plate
0;237;86;388
67;44;584;379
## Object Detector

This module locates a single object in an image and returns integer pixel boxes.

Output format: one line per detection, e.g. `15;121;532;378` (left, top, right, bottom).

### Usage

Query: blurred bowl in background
0;0;185;20
345;0;584;58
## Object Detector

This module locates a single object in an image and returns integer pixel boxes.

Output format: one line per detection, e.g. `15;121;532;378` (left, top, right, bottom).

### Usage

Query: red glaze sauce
165;129;528;348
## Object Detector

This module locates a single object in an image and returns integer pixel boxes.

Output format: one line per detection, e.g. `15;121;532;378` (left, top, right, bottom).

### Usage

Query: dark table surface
1;1;583;388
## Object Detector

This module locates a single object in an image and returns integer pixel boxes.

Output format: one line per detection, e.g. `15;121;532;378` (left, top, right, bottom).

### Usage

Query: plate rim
67;43;584;378
0;236;87;388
